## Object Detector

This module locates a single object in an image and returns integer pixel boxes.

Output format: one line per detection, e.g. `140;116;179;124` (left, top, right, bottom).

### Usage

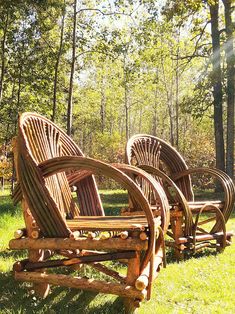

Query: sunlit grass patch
100;189;128;215
143;243;235;314
0;216;23;247
0;188;234;313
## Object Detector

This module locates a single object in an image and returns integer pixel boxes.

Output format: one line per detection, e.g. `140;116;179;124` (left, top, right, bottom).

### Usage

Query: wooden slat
188;201;224;211
66;216;161;232
15;272;146;300
18;251;137;271
9;237;148;251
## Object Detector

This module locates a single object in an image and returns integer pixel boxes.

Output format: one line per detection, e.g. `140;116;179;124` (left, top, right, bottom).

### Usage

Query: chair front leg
22;199;50;298
124;251;141;314
170;211;184;260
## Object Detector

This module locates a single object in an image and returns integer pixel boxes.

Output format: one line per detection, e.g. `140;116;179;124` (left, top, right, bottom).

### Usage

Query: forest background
0;0;234;189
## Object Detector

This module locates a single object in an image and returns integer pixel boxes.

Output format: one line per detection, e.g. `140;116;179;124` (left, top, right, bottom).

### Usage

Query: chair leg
28;249;50;298
216;238;225;253
174;248;184;261
171;215;184;260
22;199;50;298
124;252;141;314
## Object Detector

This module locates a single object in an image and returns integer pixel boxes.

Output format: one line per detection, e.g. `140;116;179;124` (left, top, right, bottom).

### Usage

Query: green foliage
0;0;232;173
0;156;12;180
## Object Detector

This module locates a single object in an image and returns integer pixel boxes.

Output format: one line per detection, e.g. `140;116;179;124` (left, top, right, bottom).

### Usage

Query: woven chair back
126;134;194;204
15;113;103;237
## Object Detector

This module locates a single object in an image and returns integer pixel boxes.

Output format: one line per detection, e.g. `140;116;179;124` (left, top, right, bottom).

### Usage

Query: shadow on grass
0;248;26;259
88;297;125;314
1;189;234;313
0;271;29;312
0;194;20;215
165;243;231;264
0;270;124;314
1;245;233;313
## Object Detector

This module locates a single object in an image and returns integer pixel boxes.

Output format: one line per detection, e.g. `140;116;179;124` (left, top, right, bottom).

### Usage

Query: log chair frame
125;134;235;259
10;113;170;313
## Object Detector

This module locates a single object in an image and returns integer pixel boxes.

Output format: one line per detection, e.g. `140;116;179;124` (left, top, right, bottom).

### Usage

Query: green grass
0;189;234;313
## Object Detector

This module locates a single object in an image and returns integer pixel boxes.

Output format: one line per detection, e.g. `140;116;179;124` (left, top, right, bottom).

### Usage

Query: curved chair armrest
136;164;194;237
39;156;156;272
66;163;170;235
193;204;226;253
171;167;235;225
113;163;170;235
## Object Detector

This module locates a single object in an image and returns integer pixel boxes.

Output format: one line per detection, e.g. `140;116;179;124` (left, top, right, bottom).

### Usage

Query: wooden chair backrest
126;134;194;204
15;112;103;237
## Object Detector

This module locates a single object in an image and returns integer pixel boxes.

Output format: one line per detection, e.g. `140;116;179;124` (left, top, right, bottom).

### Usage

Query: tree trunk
16;64;22;110
123;55;129;140
175;30;180;149
152;99;157;136
138;106;142;133
160;50;174;145
67;0;77;136
209;2;225;171
100;75;106;133
1;177;4;191
222;0;234;179
168;103;174;146
0;11;9;106
125;83;129;139
11;120;18;194
152;70;159;136
52;1;66;122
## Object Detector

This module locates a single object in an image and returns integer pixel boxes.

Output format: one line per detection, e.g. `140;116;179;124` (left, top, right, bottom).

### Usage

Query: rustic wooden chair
126;134;234;259
9;113;170;313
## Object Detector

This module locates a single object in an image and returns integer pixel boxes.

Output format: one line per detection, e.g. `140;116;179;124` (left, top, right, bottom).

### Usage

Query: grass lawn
0;189;234;314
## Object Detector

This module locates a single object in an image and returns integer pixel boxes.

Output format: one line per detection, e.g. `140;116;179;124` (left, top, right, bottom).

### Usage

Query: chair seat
10;113;169;311
169;200;223;211
168;201;224;218
67;215;161;232
188;201;224;211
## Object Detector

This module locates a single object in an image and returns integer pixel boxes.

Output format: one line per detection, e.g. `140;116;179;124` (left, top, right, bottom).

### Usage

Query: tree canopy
0;0;234;185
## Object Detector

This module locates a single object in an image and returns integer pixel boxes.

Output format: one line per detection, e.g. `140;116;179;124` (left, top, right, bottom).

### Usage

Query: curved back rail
15;113;104;234
126;134;194;203
172;167;235;233
126;134;235;236
11;114;171;309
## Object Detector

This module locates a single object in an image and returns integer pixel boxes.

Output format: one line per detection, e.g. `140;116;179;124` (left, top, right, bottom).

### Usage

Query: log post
170;210;184;260
12;138;49;297
120;231;129;239
70;231;81;239
22;199;50;298
216;233;227;253
124;247;141;313
14;271;145;300
139;232;148;241
100;232;111;240
87;231;96;239
9;237;148;251
14;228;27;239
135;250;163;292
